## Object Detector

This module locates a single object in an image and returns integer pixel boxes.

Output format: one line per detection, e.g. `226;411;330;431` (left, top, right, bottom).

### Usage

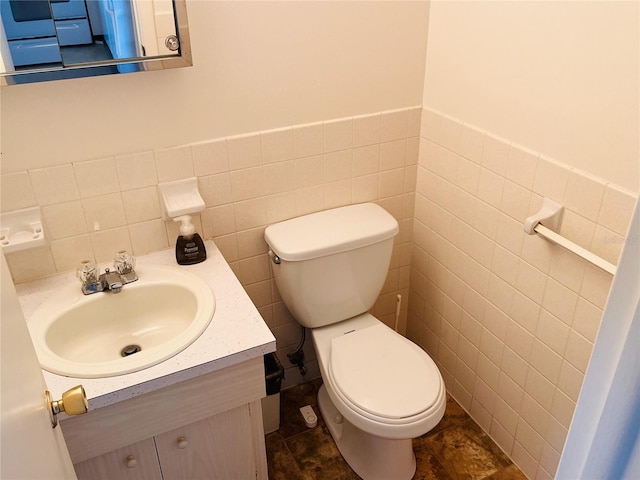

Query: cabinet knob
177;436;188;449
125;455;137;468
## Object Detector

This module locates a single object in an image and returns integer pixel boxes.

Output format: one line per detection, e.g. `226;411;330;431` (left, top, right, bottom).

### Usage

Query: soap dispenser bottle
174;215;207;265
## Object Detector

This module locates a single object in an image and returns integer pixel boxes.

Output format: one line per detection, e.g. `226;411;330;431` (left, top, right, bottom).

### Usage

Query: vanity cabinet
62;358;268;480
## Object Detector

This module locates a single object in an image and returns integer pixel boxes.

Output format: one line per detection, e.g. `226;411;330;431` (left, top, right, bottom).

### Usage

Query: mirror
0;0;191;85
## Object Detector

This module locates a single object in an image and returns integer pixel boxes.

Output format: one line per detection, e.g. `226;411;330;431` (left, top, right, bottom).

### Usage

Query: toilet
264;203;446;480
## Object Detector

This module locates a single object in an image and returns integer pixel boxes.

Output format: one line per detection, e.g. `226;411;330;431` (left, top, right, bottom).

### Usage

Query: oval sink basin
28;265;215;378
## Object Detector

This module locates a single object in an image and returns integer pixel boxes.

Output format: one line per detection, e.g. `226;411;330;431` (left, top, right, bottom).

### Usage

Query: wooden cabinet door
155;404;256;480
74;437;162;480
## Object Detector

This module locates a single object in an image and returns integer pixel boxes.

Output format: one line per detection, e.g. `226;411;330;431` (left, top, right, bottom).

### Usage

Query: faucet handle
76;260;100;285
114;250;136;275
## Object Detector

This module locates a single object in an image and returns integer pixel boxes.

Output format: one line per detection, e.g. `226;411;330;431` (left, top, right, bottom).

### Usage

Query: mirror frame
0;0;192;85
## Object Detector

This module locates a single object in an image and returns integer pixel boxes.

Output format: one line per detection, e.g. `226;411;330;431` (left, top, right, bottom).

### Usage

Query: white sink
28;265;215;378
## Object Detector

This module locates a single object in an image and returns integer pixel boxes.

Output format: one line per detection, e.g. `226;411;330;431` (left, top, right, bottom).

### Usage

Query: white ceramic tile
509;290;541;334
1;171;36;212
542;278;578;325
501;180;533;222
236;227;269;260
477;168;505;209
456;157;481;195
539;443;561;479
564;169;606;221
263;160;296;196
548;248;586;293
30;165;79;205
403;165;418;193
482;302;509;341
352;174;379;203
550;389;576;428
201;205;236;237
5;246;56;283
292;122;323;158
353;113;381;147
89;226;132;263
324;150;353;183
407;107;422;137
498;372;524;412
535;309;570;356
472;200;500;240
515;418;545;459
233;198;267;231
198;173;233;207
479;328;504;366
591;224;624;265
481;133;510;175
533;155;569;203
154;145;194;182
73;157;120;198
457;123;485;164
580;263;613;309
505;320;535;362
420;108;442;141
437;114;462;152
559;210;596;250
520;393;551;436
115;151;157;191
545;416;569;453
493;397;519;435
191;138;229;177
266;192;297;224
230;167;267;202
520;233;553;274
41;201;87;240
406;137;420;166
597;184;637;235
50;235;94;272
501;346;529;388
324;180;352;209
261;127;294;164
512;442;538;480
324;118;353;152
82;193;127;232
525;367;555;410
226;133;263;170
476;353;500;390
128;219;169;256
506;144;538;190
571;297;602;343
557;360;584;402
487;274;514;313
380;140;406;171
490;418;515;455
381;109;409;142
496;214;525;256
295;185;324;216
353;145;380;177
121;187;162;224
530;340;562;383
378;169;405;199
295;155;324;189
563;330;593;373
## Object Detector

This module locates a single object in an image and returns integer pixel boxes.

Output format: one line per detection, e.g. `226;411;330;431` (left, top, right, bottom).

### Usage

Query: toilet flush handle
268;250;281;264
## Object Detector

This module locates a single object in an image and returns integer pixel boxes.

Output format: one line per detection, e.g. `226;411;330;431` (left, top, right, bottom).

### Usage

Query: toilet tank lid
264;203;399;261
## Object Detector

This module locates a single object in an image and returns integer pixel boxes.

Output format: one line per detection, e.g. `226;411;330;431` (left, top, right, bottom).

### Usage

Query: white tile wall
3;106;636;479
409;107;637;480
2;107;421;390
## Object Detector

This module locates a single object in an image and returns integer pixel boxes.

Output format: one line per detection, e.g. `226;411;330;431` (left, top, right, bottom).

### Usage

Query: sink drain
121;344;142;357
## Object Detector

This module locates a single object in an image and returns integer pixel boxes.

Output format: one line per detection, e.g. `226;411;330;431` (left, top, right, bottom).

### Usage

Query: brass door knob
46;385;88;428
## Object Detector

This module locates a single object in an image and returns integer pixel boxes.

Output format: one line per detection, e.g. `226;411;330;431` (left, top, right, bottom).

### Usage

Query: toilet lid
329;325;441;419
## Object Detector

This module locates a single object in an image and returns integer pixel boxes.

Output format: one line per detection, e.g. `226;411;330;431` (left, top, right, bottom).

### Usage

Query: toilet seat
328;324;441;422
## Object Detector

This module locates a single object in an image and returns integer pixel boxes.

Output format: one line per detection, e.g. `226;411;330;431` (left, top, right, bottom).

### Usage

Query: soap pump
173;215;206;265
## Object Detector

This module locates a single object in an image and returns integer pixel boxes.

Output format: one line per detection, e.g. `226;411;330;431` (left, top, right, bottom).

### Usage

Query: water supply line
287;325;307;376
394;294;402;332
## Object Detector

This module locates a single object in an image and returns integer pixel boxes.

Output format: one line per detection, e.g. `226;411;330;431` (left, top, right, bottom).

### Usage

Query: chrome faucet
76;252;138;295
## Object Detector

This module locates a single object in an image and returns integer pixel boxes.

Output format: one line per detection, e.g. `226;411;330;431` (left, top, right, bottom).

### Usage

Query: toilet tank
264;203;399;328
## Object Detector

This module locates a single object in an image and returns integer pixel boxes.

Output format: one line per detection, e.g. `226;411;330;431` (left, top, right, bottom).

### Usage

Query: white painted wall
423;0;639;192
0;1;429;173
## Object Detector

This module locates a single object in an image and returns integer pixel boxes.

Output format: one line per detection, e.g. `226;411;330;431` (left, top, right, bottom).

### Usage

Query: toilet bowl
264;203;446;479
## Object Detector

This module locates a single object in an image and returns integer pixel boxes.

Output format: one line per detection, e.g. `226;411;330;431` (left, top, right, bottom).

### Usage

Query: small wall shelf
0;207;46;253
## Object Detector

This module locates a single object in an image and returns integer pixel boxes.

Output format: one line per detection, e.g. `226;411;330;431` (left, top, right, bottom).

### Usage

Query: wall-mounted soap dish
0;207;46;253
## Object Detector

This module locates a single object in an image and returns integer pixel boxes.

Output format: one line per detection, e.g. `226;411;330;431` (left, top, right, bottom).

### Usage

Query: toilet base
317;384;416;480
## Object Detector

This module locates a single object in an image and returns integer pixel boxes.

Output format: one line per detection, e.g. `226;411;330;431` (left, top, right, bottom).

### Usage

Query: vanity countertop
16;240;276;410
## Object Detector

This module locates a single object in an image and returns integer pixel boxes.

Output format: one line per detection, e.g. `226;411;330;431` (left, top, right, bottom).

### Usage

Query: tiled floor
266;378;527;480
